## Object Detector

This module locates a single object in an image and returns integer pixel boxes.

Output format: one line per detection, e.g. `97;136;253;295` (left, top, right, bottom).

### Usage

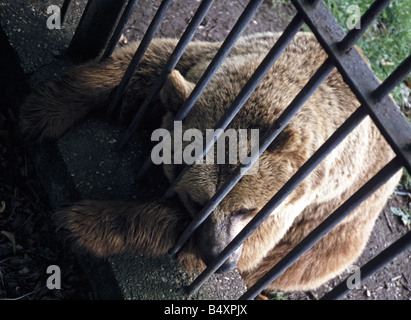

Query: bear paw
55;200;125;257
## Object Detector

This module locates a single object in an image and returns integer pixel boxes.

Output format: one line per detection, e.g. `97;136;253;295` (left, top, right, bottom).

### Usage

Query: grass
272;0;410;107
323;0;410;106
324;0;411;190
261;290;289;300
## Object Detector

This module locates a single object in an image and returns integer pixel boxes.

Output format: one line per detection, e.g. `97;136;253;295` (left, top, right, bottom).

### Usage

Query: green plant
390;207;411;227
400;169;411;190
272;0;411;107
263;290;289;300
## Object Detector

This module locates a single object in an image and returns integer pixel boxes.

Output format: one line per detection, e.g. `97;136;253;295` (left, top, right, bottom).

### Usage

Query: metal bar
105;0;174;119
60;0;71;25
169;58;335;258
173;0;264;122
292;0;411;174
186;105;366;295
162;14;304;197
338;0;392;51
321;231;411;300
371;55;411;103
101;0;140;61
67;0;128;61
118;0;215;149
236;0;411;300
135;0;267;179
239;156;402;300
236;0;411;299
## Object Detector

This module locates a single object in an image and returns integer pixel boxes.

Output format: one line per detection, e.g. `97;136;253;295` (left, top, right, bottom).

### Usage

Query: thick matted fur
19;32;401;291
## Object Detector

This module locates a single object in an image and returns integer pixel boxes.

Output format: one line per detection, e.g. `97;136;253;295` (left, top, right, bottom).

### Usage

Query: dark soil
0;20;93;299
0;0;410;300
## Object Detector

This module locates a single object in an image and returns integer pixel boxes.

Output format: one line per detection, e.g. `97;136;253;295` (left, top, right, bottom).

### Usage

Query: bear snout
194;215;243;273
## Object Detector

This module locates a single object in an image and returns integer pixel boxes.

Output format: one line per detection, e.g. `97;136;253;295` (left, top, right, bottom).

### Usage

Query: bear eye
233;208;257;217
188;195;203;212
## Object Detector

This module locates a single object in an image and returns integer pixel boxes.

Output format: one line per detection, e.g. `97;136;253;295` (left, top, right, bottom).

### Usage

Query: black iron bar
338;0;393;51
172;0;264;122
169;58;335;257
321;231;411;300
162;14;304;197
60;0;71;26
67;0;128;61
101;0;140;61
236;0;411;299
180;0;410;298
118;0;215;149
58;0;410;300
292;0;411;174
371;55;411;103
186;105;367;295
134;0;267;179
106;0;174;119
239;156;402;300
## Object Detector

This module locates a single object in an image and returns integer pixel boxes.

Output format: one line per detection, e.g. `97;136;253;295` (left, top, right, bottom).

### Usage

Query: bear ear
160;70;195;114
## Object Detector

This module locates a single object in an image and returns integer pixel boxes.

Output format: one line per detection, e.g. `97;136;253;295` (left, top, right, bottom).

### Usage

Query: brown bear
19;32;401;292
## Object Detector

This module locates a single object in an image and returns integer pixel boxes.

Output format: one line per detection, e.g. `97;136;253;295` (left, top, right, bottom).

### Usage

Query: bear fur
19;32;401;292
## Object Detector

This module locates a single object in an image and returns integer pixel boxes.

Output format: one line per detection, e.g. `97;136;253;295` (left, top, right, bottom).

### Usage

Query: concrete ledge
1;0;247;300
35;118;246;300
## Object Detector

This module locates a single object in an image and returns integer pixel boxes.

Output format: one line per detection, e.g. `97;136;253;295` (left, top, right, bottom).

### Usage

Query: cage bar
172;0;265;122
235;0;411;298
169;58;335;257
292;0;411;174
59;0;411;300
118;0;215;149
60;0;71;26
162;14;304;197
101;0;140;61
67;0;128;60
186;106;367;295
105;0;175;119
239;157;402;300
338;0;393;51
321;231;411;300
371;55;411;103
134;0;266;179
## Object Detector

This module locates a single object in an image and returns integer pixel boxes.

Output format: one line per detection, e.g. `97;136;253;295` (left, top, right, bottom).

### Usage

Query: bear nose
215;260;237;274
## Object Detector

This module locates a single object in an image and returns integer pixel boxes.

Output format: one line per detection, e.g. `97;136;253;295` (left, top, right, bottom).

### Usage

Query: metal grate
64;0;411;299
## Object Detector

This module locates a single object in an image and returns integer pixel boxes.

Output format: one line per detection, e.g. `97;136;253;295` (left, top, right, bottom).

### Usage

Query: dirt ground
0;0;410;300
